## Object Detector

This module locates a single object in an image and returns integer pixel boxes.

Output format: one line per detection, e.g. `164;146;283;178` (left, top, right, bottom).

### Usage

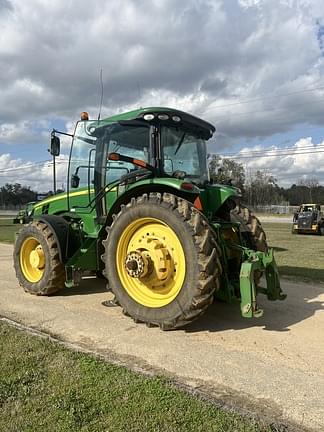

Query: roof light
158;114;169;120
81;111;89;121
172;115;181;122
143;114;155;121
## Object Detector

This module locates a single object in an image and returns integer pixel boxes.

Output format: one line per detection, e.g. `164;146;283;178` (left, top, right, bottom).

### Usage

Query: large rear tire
231;204;268;252
102;193;222;330
13;221;65;295
231;204;268;286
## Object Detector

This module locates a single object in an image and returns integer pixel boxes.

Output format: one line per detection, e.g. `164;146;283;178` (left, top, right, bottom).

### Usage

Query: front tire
102;193;222;330
13;221;65;295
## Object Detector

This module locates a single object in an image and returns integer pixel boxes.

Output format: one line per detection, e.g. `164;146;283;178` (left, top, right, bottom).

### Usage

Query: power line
0;159;70;175
202;84;324;112
0;160;52;174
224;143;324;155
226;149;324;159
212;97;324;122
219;142;324;157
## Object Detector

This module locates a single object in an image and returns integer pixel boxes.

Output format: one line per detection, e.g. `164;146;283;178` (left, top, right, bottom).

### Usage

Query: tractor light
193;196;203;211
81;111;89;121
108;152;120;161
172;115;181;122
143;114;155;121
158;114;169;120
180;182;194;191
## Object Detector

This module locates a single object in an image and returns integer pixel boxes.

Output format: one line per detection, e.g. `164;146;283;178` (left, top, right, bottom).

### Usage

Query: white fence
250;205;299;214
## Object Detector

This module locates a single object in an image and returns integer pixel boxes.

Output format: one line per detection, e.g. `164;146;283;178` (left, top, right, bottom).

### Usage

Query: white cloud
0;153;69;191
230;137;324;186
0;0;323;140
0;119;50;144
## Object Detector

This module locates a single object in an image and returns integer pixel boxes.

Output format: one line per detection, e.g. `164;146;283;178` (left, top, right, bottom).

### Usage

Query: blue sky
1;0;324;190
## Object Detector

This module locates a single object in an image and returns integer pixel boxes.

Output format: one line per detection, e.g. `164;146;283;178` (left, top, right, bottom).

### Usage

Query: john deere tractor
13;107;285;329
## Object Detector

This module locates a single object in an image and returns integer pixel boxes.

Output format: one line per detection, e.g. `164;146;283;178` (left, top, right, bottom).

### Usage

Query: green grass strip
263;222;324;282
0;321;270;432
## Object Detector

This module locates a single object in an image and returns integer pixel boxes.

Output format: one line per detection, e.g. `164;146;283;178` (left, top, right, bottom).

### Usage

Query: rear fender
201;184;241;216
105;183;198;224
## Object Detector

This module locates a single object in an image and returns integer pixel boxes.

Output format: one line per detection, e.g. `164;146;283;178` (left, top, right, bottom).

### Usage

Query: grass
263;222;324;282
0;218;19;243
0;321;271;432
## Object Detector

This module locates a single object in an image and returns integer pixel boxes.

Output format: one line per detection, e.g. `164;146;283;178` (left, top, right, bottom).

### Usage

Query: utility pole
49;130;60;195
53;153;56;194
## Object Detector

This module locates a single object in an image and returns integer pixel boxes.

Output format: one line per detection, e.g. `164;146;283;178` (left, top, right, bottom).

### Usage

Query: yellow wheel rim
116;217;186;308
20;237;45;283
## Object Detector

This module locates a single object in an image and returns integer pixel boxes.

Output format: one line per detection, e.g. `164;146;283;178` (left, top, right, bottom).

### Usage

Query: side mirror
50;133;60;156
71;174;80;188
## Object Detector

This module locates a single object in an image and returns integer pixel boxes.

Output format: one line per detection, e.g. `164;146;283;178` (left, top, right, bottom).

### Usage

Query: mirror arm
52;129;74;138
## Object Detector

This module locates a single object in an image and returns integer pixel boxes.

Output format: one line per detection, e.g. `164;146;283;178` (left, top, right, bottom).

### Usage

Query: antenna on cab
97;68;104;122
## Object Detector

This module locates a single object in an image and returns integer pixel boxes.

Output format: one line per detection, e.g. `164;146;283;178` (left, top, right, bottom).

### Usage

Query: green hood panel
33;188;93;216
200;184;241;213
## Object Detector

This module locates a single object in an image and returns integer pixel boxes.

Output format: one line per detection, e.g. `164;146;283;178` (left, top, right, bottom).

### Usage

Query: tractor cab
66;108;214;213
299;204;321;213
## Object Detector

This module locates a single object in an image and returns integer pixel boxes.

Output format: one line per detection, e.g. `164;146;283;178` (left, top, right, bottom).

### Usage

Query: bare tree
297;177;319;203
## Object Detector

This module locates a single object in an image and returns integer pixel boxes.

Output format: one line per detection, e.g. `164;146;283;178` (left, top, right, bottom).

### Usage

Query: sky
1;0;324;190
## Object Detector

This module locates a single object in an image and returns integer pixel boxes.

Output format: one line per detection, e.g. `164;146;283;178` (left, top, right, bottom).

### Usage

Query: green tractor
13;107;285;329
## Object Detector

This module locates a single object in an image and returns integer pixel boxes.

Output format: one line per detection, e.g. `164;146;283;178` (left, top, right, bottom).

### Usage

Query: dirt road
1;242;323;431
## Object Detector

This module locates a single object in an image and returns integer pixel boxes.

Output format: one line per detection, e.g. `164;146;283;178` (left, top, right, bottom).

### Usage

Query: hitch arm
239;247;286;318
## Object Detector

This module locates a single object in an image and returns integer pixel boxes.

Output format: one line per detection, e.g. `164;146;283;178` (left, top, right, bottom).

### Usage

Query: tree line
1;158;323;209
209;155;324;206
0;183;63;209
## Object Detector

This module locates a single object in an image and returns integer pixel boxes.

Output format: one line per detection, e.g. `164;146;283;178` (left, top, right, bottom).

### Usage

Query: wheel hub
30;246;45;269
125;251;149;278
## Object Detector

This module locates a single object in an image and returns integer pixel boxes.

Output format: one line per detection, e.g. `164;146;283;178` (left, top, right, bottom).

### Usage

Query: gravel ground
1;242;323;431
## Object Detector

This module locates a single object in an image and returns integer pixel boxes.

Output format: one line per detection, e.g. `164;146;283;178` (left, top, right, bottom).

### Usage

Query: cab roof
101;107;216;140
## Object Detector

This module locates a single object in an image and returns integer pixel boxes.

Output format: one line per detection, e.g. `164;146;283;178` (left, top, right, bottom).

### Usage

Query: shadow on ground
54;273;324;334
57;277;108;296
278;266;324;282
185;279;324;333
271;246;288;252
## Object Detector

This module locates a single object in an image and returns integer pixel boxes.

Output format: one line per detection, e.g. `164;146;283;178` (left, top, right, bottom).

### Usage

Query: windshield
161;126;209;185
103;123;151;183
